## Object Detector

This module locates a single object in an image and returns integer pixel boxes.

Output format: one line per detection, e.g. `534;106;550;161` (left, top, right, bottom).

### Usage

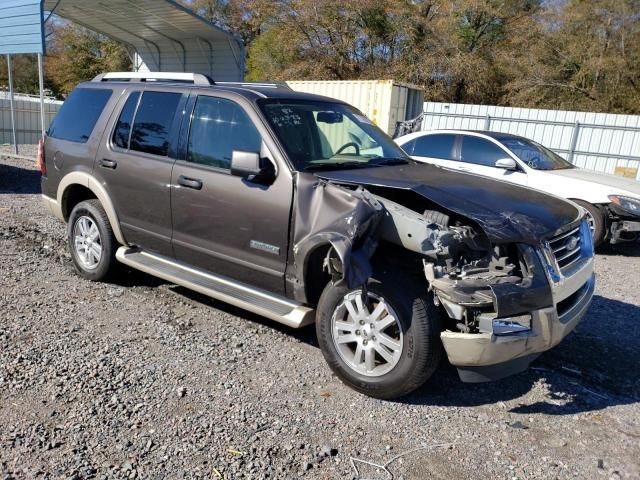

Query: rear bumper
440;259;595;382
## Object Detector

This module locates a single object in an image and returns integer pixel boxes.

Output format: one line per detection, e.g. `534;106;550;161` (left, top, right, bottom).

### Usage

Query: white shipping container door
286;80;412;134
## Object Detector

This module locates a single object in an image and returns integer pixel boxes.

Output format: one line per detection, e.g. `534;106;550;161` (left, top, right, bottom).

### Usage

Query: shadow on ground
597;241;640;257
141;279;640;416
0;162;41;195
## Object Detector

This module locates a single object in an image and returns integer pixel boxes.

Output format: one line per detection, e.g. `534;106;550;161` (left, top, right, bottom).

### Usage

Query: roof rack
216;81;292;90
92;72;214;86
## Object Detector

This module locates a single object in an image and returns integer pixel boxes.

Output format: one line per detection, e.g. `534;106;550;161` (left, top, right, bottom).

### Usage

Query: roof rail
92;72;214;86
216;81;292;90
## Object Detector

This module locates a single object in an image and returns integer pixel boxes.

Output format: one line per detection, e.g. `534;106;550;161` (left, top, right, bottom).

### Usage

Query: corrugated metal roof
0;0;45;55
41;0;243;80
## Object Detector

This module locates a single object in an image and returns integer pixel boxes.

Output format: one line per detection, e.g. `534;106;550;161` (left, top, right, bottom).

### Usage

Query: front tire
316;271;442;400
68;199;118;281
572;199;606;247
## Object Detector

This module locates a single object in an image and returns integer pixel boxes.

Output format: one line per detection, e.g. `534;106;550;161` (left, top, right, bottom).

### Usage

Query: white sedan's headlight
608;195;640;217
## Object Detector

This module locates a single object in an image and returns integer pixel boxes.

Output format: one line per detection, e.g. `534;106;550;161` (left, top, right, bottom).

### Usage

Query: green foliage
200;0;640;114
3;0;639;113
46;25;131;98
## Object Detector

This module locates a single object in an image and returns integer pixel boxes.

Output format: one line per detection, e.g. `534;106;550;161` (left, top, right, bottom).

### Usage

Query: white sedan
396;129;640;246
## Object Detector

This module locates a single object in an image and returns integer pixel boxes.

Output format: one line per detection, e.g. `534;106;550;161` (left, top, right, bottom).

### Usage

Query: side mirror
495;158;518;170
230;150;275;184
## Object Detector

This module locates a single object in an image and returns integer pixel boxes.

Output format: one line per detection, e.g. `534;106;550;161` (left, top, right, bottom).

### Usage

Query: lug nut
363;340;368;345
369;323;375;329
355;330;360;335
372;336;376;341
359;320;365;325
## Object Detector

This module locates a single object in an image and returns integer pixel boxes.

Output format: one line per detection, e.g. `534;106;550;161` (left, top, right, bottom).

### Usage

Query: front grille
548;226;582;272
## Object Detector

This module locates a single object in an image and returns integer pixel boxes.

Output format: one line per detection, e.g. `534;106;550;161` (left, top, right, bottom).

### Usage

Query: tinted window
48;88;112;143
112;91;140;149
130;91;182;156
187;96;261;170
412;134;456;160
400;139;415;155
461;136;509;167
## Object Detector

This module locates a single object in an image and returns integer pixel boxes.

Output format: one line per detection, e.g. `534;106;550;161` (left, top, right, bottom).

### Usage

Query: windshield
500;137;574;171
258;99;410;171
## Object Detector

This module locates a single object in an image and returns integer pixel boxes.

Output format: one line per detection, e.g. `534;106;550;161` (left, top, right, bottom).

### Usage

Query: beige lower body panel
441;273;595;368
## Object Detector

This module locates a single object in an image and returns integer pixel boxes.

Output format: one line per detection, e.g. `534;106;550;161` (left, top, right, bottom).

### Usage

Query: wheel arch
302;242;333;307
57;172;127;246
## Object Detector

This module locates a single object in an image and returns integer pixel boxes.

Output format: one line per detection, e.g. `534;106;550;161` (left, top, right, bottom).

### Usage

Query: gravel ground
1;154;639;480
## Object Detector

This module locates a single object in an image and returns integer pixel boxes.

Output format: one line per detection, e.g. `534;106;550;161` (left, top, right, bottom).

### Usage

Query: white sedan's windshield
259;99;410;171
500;137;574;171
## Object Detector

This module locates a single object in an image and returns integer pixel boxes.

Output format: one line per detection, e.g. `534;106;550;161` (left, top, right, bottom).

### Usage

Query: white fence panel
0;91;62;145
421;102;640;180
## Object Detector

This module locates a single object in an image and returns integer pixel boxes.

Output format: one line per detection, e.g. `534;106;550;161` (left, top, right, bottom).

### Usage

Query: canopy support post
6;54;18;155
38;53;46;139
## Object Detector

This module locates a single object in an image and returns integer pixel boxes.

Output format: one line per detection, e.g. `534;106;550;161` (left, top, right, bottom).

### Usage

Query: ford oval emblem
566;236;578;251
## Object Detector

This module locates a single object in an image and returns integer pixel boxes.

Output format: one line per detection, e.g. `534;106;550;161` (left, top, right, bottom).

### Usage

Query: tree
502;0;640;113
45;24;131;98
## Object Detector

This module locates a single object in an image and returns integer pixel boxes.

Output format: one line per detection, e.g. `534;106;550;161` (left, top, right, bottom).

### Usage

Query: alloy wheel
331;291;403;377
73;216;102;270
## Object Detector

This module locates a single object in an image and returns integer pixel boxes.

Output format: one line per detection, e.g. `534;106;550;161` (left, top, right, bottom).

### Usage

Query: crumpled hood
317;163;581;244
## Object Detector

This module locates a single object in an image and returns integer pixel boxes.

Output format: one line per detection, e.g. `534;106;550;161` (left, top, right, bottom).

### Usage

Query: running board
115;247;315;328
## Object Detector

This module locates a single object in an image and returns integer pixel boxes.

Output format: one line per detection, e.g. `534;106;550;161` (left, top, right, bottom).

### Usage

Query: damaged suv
40;73;595;399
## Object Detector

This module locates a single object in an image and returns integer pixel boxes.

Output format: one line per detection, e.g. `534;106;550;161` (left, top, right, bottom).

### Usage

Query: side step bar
115;247;315;328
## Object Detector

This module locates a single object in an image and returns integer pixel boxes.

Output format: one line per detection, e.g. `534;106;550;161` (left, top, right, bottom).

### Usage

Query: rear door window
112;91;140;149
130;91;182;156
47;88;112;143
412;134;457;160
187;96;262;170
460;136;509;167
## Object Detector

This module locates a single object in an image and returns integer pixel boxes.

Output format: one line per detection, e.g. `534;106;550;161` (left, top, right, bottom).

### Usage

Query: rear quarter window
48;88;113;143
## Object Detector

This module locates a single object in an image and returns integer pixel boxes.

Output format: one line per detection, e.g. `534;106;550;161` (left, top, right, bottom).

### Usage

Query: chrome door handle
177;175;203;190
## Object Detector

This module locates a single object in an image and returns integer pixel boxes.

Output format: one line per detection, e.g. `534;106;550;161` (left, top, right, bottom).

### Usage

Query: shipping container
286;80;423;135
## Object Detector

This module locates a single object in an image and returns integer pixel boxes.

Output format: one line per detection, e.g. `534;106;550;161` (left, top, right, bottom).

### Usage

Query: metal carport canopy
43;0;244;81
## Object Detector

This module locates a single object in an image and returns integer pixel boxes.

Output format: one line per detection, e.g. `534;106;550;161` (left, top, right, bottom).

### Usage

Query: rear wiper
304;162;380;172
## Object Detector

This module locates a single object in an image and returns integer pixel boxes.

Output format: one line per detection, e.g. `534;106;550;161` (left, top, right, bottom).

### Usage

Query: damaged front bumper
441;252;595;383
610;219;640;243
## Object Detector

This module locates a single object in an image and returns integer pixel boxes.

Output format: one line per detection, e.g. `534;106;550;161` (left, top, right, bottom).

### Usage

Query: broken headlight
608;195;640;218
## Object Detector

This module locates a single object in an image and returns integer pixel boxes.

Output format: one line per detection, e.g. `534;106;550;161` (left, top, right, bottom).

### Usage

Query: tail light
36;138;46;176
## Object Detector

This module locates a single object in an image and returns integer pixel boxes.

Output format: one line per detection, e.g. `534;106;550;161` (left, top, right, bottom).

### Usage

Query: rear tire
316;269;442;400
68;199;118;281
572;199;605;247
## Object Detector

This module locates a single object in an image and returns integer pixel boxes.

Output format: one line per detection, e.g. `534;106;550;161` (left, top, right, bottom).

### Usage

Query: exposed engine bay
291;178;557;336
373;195;552;334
